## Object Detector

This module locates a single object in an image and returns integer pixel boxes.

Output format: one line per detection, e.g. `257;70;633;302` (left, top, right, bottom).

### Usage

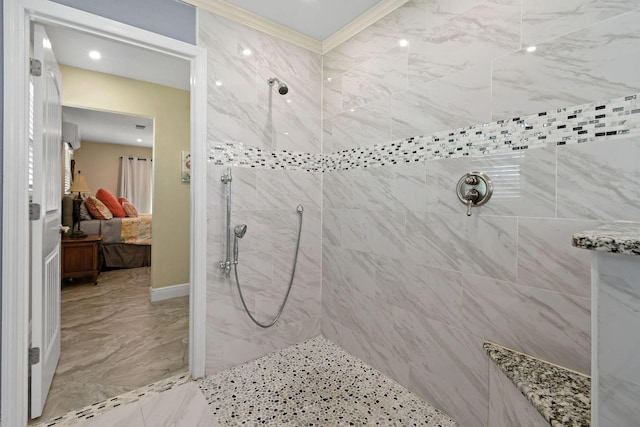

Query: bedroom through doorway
29;23;192;424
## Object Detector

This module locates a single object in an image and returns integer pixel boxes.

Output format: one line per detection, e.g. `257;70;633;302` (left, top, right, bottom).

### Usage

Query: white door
30;24;63;419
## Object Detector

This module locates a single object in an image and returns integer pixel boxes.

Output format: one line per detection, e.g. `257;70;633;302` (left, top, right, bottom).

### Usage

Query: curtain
119;157;153;214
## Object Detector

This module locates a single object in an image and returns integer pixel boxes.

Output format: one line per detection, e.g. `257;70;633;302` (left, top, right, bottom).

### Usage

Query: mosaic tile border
34;373;192;427
209;93;640;172
208;142;323;172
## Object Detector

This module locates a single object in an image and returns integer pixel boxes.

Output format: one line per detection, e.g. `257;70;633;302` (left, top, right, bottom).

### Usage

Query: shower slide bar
218;167;304;328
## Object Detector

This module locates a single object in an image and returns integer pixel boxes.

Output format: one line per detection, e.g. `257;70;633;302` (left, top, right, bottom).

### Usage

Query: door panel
30;24;63;419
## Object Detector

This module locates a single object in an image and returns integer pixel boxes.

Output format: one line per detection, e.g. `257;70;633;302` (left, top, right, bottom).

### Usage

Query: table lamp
68;171;91;238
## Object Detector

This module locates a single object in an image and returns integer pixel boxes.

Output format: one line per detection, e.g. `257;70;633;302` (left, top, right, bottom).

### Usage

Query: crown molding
321;0;408;53
186;0;322;54
186;0;408;55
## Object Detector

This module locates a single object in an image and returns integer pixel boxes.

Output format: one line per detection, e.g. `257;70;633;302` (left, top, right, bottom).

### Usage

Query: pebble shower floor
198;336;459;426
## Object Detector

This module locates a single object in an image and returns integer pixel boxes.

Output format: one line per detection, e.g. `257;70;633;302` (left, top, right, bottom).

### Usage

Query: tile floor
32;267;189;424
37;336;460;427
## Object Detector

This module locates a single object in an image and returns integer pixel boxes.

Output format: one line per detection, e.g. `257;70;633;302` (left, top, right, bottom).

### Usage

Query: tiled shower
200;1;640;426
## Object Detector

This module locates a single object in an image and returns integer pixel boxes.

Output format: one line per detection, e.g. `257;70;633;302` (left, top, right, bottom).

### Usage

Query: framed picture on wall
181;151;191;182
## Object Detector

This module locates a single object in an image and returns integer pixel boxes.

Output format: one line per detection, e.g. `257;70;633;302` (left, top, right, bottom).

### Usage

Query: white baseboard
150;282;190;302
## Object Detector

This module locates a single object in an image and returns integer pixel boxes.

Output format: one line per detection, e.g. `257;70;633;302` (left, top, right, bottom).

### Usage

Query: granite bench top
572;221;640;255
484;342;590;427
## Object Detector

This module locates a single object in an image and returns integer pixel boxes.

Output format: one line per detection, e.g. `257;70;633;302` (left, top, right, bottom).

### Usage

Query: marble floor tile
31;267;189;424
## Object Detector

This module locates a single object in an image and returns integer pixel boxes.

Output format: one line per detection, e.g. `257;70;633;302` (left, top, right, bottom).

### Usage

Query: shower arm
219;168;232;278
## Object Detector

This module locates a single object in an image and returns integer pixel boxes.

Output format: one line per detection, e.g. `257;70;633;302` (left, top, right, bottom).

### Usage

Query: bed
62;195;152;269
80;215;152;268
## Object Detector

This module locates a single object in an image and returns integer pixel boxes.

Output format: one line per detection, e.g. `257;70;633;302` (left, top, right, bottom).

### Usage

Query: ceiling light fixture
526;46;537;53
89;50;101;60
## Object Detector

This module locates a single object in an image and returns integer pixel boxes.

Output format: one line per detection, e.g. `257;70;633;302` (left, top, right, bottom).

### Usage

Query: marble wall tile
256;169;321;212
408;0;521;84
321;291;413;384
351;163;426;213
521;0;640;47
557;138;640;221
488;361;549;427
322;246;377;298
341;208;406;258
462;274;591;373
599;372;640;426
342;47;408;110
328;99;391;150
405;212;518;281
322;170;354;209
392;63;492;139
424;143;556;217
374;257;463;328
330;0;427;69
598;253;640;386
398;310;488;427
493;10;640;120
517;218;602;297
322;209;342;247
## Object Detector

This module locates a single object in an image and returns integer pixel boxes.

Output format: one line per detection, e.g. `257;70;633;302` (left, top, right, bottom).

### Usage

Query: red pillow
96;188;126;218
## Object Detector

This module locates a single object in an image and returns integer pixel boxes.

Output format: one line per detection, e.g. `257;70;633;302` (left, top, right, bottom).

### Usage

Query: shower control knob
465;176;478;185
456;171;493;217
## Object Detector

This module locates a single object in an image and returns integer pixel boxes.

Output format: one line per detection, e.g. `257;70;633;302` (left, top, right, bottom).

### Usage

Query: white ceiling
46;1;389;147
62;106;154;148
222;0;387;40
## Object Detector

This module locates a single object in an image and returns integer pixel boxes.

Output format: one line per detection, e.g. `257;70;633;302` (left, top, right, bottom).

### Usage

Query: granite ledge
484;342;590;427
572;221;640;255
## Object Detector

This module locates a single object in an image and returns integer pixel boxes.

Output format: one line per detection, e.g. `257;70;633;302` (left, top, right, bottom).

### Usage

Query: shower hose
233;205;304;328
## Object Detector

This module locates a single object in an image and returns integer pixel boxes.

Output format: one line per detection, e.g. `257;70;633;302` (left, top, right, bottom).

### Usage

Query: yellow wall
72;141;153;197
60;65;190;289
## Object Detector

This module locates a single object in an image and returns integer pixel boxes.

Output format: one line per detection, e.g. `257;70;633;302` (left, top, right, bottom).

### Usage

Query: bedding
62;195;152;269
78;215;152;268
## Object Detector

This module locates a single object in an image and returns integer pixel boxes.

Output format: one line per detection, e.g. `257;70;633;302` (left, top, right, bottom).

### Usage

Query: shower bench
485;342;590;426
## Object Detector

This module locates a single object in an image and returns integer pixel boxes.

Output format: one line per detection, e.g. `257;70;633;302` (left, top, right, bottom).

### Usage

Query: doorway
2;2;207;426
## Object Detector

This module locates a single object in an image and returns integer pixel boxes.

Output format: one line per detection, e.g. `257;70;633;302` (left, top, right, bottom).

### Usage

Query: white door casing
3;1;207;425
30;24;63;419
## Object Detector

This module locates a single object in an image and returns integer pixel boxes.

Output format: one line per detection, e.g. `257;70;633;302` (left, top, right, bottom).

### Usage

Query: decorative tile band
208;142;323;172
208;93;640;173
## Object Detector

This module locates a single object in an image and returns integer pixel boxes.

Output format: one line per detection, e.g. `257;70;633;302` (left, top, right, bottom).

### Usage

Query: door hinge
29;203;41;221
30;58;42;77
29;347;40;365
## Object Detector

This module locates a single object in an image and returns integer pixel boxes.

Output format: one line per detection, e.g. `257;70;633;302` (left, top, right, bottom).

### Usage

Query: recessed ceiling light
526;46;537;53
215;81;223;87
242;48;252;56
136;138;142;143
399;39;409;47
89;50;101;60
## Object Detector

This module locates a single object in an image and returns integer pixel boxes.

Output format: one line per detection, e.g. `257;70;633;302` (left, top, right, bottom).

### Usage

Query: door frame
2;1;207;425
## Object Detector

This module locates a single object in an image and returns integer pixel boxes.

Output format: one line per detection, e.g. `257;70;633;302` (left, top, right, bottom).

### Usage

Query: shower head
234;224;248;239
268;77;289;95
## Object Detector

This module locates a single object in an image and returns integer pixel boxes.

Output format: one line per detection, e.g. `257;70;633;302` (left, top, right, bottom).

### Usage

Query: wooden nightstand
61;234;103;285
